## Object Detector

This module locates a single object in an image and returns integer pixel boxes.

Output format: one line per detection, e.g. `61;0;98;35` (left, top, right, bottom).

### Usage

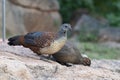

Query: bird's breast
39;37;67;54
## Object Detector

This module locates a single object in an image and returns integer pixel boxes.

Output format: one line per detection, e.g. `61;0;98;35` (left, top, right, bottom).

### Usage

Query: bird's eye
64;26;67;28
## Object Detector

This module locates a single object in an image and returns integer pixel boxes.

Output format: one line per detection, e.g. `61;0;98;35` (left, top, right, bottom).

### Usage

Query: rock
0;54;33;80
99;27;120;42
72;14;109;32
71;14;109;41
53;41;91;66
71;14;120;42
0;0;27;36
0;42;120;80
0;0;61;37
9;0;59;10
70;8;89;26
8;0;61;32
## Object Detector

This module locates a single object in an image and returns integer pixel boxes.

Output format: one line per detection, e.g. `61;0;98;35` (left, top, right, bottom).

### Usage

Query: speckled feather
24;32;56;48
8;23;71;55
8;32;57;54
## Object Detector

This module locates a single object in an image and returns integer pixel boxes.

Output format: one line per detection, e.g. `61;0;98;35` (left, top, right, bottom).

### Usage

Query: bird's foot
42;54;53;60
39;55;53;63
58;62;74;67
64;63;74;67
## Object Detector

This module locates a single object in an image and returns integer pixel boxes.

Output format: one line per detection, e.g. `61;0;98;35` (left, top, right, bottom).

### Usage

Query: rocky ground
0;41;120;80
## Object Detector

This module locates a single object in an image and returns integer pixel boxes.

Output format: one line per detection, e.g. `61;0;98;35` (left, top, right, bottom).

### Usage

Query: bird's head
60;23;72;33
81;57;91;66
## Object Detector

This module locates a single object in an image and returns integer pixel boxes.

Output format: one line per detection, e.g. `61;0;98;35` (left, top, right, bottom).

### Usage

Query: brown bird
8;24;72;57
52;41;91;66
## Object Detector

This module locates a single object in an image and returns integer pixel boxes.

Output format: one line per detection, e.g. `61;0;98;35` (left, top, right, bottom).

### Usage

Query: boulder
9;0;59;10
8;0;61;32
70;8;89;26
71;14;109;41
0;42;120;80
0;0;61;37
0;0;27;36
99;27;120;42
71;14;120;42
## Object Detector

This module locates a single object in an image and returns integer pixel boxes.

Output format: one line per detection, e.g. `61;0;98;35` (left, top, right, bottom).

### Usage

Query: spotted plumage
8;24;72;55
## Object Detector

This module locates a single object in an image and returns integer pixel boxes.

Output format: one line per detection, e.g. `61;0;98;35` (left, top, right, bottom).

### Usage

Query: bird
8;24;72;57
52;41;91;66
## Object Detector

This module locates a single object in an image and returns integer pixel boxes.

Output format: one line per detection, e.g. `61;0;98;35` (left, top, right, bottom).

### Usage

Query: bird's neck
56;30;67;39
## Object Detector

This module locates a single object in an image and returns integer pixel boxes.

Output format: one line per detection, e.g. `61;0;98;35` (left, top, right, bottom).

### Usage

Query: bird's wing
24;32;56;48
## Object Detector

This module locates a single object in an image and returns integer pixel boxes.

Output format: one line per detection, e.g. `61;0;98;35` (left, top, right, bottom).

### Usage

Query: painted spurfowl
8;24;72;57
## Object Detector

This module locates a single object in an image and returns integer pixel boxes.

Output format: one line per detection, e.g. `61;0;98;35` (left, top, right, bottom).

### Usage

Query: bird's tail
8;35;24;46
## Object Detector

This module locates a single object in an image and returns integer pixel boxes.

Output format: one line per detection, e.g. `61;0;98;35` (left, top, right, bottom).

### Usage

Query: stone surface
71;14;120;42
0;42;120;80
99;27;120;42
70;8;89;26
0;0;27;36
73;15;109;33
9;0;59;10
71;14;108;41
0;0;61;37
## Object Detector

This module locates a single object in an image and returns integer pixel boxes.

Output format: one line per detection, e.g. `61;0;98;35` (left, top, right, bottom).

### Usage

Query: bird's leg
56;61;74;67
40;54;52;59
48;54;52;59
40;55;53;63
43;54;53;60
